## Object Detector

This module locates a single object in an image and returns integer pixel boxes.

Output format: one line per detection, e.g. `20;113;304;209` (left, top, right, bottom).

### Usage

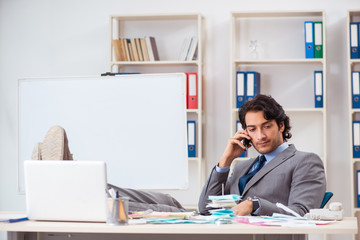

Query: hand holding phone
219;131;251;168
241;129;251;150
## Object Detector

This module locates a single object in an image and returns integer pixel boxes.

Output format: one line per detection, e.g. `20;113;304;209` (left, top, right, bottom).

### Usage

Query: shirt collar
261;142;289;163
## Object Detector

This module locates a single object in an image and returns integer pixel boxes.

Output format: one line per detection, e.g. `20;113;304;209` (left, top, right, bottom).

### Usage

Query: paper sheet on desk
235;214;336;227
129;211;195;219
133;215;233;224
145;218;213;224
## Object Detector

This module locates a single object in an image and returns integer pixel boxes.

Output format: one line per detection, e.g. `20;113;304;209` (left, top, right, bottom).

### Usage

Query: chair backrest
320;192;333;208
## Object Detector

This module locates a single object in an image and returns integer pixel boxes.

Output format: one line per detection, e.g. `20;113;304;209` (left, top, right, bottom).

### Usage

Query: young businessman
198;94;326;216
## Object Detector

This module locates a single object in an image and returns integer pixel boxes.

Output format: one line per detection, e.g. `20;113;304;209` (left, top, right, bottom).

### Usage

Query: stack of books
179;36;198;61
112;36;159;62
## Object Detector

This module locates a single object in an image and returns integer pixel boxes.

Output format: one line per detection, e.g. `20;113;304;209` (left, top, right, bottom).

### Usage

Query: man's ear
279;122;285;132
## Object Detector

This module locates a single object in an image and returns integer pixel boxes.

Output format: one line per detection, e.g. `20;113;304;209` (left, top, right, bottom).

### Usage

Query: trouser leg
108;183;186;212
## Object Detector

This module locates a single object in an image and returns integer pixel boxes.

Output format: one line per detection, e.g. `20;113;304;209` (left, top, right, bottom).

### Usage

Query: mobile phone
242;138;251;149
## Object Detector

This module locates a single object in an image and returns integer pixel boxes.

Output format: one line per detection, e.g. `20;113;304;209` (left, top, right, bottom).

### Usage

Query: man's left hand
232;200;253;216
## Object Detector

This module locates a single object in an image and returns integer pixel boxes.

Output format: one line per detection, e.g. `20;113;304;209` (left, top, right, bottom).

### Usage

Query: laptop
24;160;108;222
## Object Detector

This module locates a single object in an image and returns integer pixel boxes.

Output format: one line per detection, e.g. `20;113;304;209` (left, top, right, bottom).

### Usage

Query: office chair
320;192;333;208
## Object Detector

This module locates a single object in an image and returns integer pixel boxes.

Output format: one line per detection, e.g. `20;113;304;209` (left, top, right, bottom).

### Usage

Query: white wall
1;0;359;239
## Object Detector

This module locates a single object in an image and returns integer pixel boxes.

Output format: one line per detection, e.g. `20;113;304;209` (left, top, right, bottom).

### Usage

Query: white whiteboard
18;73;188;192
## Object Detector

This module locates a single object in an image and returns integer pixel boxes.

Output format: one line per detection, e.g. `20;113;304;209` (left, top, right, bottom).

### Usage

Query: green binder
314;21;323;58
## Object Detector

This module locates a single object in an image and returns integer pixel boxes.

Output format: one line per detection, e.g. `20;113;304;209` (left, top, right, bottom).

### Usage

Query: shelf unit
230;11;327;240
230;11;327;172
230;13;328;240
348;10;360;240
109;14;205;208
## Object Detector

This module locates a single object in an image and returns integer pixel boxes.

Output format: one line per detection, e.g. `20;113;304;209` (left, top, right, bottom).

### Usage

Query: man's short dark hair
238;94;292;141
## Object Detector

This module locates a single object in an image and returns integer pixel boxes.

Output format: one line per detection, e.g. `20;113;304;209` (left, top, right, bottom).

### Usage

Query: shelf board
350;59;360;65
111;13;202;21
285;108;325;113
352;159;360;163
188;157;200;162
232;11;323;18
111;61;199;67
186;109;201;114
234;59;323;65
351;109;360;114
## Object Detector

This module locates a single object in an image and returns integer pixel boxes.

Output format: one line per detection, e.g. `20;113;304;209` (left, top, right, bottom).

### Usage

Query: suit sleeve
198;166;230;215
256;152;326;217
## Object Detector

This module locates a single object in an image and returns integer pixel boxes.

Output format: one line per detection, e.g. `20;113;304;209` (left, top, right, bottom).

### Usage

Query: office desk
0;217;357;240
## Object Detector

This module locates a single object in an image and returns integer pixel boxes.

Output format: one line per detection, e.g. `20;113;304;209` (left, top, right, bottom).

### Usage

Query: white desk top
0;217;357;235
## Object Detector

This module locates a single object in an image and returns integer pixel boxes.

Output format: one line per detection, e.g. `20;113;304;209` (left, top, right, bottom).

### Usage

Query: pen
8;217;29;223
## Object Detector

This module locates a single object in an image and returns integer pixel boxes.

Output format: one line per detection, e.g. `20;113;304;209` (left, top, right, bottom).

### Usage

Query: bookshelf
109;14;205;208
348;10;360;240
230;10;327;165
230;10;327;166
230;11;327;239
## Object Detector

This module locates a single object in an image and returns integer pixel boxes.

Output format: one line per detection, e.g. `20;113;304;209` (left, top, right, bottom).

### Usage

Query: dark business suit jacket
198;144;326;216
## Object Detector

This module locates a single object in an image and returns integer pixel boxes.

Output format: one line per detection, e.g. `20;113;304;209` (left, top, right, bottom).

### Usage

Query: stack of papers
141;212;236;225
209;209;235;217
208;209;236;224
206;194;242;208
129;210;214;224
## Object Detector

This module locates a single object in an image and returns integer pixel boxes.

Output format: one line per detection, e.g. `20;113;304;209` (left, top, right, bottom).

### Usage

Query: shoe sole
41;126;65;160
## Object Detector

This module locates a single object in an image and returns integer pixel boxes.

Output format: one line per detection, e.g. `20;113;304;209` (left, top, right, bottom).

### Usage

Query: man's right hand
218;130;251;168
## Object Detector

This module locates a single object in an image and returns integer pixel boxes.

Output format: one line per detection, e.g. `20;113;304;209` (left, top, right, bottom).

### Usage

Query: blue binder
236;121;247;158
304;21;314;59
353;71;360;108
187;121;196;157
314;71;323;108
350;22;360;59
245;72;260;101
236;72;246;108
357;170;360;207
353;121;360;158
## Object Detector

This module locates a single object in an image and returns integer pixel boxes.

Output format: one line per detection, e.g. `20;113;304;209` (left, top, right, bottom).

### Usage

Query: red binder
187;72;198;109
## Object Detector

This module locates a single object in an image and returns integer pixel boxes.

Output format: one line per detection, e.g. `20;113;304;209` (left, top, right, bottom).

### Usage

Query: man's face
245;110;284;154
